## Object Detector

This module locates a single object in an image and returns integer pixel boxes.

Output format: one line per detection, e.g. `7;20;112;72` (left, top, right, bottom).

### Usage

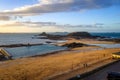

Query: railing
45;56;113;80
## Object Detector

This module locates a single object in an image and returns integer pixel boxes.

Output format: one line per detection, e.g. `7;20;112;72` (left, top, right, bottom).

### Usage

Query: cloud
24;21;56;26
0;16;22;21
0;21;24;27
0;0;120;16
23;21;103;28
0;16;11;21
0;21;103;28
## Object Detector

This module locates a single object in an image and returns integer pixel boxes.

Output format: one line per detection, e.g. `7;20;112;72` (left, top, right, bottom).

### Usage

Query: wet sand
56;38;115;46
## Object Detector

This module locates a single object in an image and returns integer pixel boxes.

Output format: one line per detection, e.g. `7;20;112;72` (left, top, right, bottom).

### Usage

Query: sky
0;0;120;33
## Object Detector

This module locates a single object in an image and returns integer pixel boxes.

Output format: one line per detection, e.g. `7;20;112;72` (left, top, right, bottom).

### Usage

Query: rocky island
36;32;120;44
37;32;100;40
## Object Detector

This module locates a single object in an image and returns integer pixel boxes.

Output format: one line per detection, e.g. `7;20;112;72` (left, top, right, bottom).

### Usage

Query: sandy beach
1;1;120;80
56;38;115;46
0;38;120;80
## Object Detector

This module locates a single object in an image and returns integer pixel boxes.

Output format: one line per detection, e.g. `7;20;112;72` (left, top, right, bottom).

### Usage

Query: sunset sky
0;0;120;33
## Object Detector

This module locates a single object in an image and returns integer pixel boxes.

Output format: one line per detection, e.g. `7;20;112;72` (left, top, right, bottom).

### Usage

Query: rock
40;32;48;36
39;32;66;40
62;42;87;48
38;32;100;40
98;38;120;43
46;41;52;44
67;32;92;39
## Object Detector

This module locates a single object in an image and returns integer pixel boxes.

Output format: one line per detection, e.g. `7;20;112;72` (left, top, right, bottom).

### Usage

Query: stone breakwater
0;43;43;48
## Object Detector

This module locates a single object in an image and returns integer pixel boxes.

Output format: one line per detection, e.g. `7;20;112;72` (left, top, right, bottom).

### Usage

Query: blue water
0;33;119;46
5;44;67;59
0;33;56;45
90;44;120;48
91;33;120;38
0;33;120;59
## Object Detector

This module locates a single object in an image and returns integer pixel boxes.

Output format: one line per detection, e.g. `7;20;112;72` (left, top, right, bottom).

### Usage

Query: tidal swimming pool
5;44;67;59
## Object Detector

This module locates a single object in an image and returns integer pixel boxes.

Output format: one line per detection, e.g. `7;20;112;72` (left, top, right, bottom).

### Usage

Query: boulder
62;42;87;48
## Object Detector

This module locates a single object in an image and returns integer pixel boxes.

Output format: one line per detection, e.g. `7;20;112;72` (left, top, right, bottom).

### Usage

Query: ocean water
0;33;119;46
0;33;56;45
91;33;120;38
0;33;67;59
0;33;120;59
90;33;120;48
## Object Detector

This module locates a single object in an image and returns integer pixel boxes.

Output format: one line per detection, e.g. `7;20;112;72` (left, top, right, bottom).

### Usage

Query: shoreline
56;38;115;46
1;45;103;61
0;46;99;61
30;45;101;58
1;38;120;60
0;38;120;80
0;46;120;80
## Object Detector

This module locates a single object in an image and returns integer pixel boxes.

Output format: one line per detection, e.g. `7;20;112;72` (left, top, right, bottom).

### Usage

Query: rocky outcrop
67;32;92;39
38;32;102;40
39;32;48;36
99;38;120;43
62;42;87;48
39;32;65;40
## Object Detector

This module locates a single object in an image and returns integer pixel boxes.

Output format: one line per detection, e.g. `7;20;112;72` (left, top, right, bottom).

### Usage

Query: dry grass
0;48;120;80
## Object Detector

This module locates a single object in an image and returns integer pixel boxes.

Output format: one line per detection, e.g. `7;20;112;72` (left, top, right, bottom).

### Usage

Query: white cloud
39;0;73;4
0;21;24;27
0;20;103;29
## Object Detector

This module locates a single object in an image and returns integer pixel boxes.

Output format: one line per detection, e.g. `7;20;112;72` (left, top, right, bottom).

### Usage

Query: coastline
55;38;115;46
0;38;120;60
1;0;120;79
0;34;120;80
0;46;120;80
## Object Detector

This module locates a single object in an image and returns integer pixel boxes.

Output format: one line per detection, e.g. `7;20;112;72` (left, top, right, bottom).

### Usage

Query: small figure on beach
83;63;88;68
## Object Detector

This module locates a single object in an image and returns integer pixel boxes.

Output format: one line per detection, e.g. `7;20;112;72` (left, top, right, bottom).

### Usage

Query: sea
0;33;67;59
0;32;120;59
91;33;120;38
0;33;120;45
0;33;56;45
